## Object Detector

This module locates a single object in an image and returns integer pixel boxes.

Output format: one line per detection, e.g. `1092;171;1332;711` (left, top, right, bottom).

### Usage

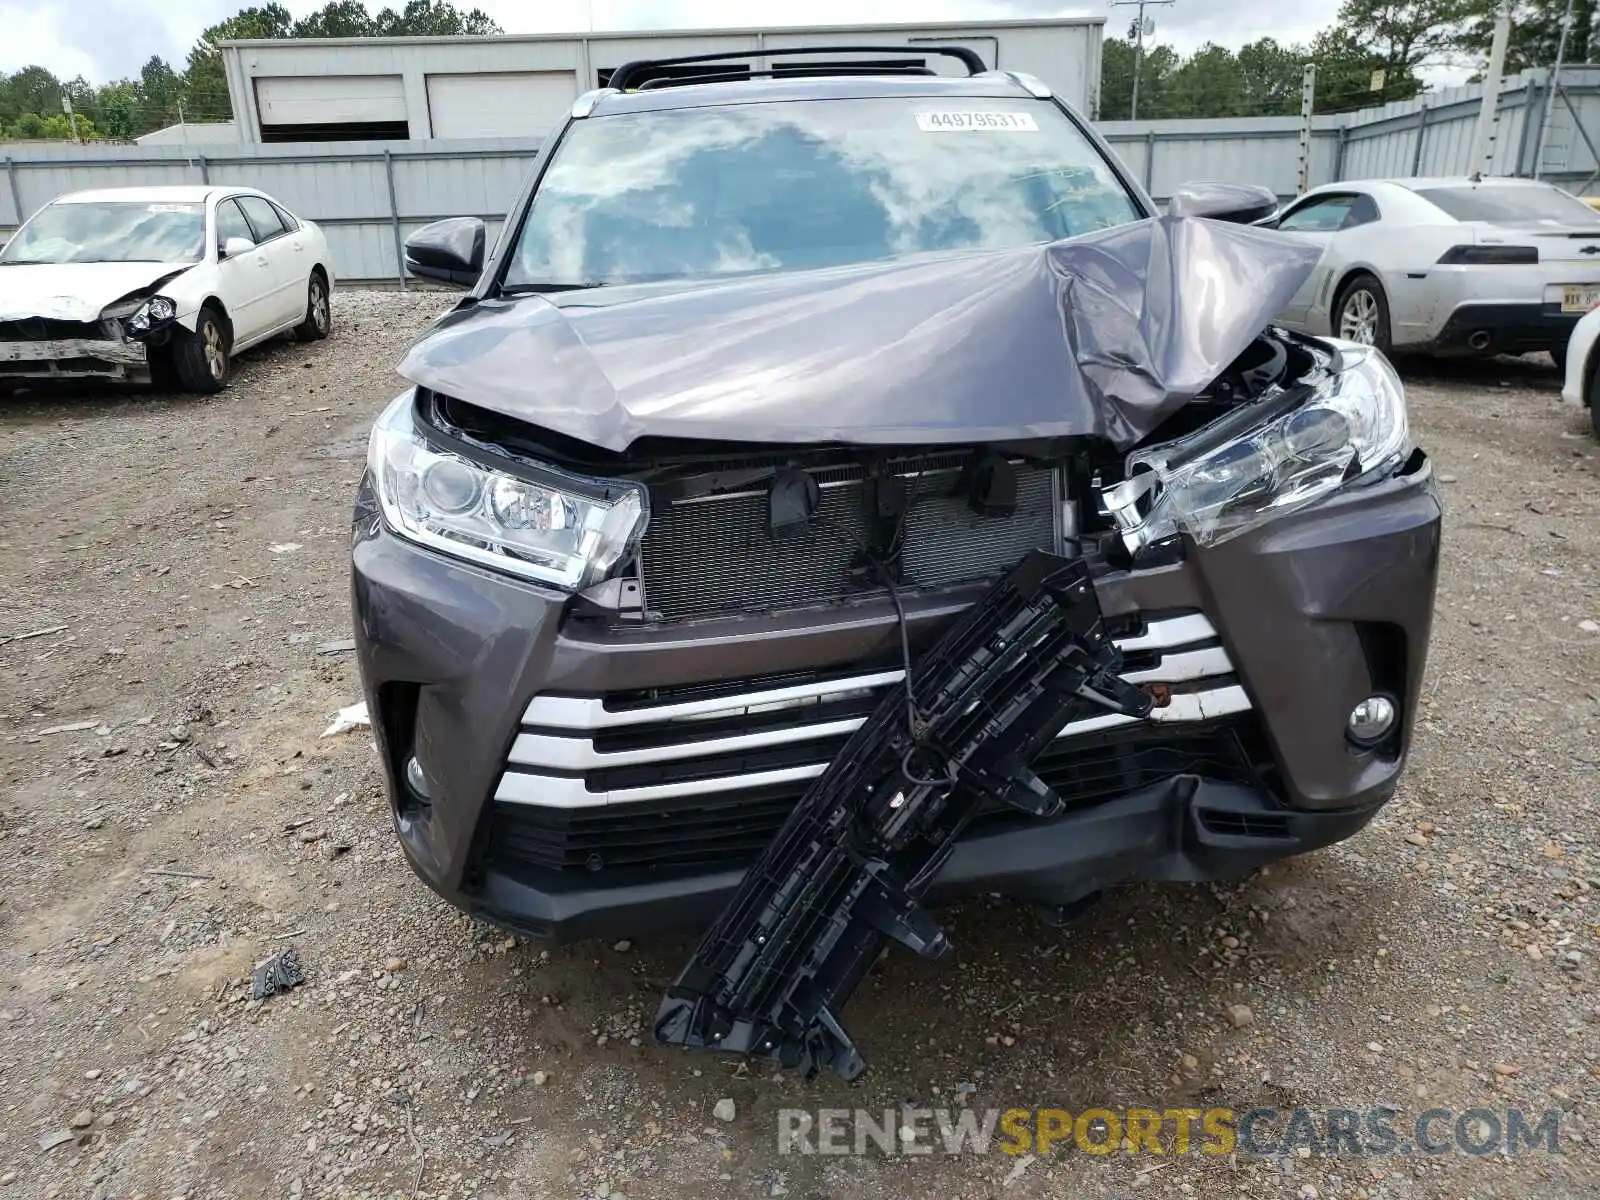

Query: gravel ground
1;290;1598;1200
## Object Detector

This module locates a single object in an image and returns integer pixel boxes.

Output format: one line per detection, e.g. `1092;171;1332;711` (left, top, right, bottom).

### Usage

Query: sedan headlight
367;394;648;591
1103;342;1409;551
125;295;176;335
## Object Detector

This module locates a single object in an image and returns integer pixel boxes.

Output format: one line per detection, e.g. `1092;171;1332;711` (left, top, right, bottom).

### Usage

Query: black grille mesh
637;454;1057;621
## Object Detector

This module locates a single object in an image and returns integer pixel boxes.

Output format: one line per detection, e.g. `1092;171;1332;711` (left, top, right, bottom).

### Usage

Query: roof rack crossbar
636;64;938;90
608;44;986;92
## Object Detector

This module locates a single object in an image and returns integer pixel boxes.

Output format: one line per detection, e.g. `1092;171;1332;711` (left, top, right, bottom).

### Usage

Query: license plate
1563;285;1600;313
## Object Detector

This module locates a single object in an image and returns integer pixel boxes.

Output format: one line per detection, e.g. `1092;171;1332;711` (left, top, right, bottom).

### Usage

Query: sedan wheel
172;308;230;394
295;273;332;341
204;322;227;381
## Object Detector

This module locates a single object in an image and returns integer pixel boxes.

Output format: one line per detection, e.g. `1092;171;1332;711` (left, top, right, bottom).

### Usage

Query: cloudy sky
0;0;1345;83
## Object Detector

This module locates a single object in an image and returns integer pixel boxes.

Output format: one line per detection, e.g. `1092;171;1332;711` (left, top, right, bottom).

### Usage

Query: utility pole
60;93;81;144
1532;0;1578;179
1109;0;1175;120
1297;64;1317;193
1472;0;1514;175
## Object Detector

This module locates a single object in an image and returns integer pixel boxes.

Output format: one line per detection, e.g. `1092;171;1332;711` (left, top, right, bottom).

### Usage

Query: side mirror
220;236;255;260
405;217;485;288
1167;181;1282;225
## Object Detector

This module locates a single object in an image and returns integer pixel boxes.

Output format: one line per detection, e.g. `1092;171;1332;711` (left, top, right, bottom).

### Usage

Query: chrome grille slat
496;686;1253;809
522;614;1220;731
499;610;1249;810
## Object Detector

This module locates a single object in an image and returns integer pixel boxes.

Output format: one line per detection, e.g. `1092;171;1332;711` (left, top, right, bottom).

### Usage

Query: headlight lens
1104;342;1409;551
367;394;648;591
125;295;176;334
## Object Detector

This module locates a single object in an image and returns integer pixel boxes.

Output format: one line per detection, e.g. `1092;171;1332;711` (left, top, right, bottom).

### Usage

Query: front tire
173;308;230;394
1334;273;1392;354
295;271;331;342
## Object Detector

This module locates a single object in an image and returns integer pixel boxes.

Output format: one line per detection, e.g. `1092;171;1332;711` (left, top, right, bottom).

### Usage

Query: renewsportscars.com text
776;1106;1562;1158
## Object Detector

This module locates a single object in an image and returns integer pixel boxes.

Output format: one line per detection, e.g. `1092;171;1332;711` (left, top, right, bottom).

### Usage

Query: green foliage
1459;0;1598;74
4;111;97;141
100;85;137;141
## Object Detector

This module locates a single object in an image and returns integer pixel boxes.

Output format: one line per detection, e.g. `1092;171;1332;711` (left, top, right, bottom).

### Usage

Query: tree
1;66;64;126
1459;0;1597;73
99;84;137;140
137;56;186;129
1235;39;1311;116
292;0;379;38
1099;36;1179;118
371;0;500;35
1309;25;1425;112
1167;43;1250;116
1332;0;1474;77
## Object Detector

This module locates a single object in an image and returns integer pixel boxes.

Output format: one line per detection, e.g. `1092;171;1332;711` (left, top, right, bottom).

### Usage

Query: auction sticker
915;110;1039;132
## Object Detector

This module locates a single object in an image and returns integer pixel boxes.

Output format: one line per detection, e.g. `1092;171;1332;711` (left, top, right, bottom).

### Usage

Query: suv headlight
1103;342;1409;551
367;394;648;591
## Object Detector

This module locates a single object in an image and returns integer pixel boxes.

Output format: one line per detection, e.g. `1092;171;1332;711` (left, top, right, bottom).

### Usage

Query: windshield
505;96;1143;289
0;201;206;265
1414;184;1600;225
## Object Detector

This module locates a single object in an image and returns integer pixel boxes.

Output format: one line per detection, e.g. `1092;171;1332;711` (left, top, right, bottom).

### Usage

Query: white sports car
1263;176;1600;364
0;184;333;392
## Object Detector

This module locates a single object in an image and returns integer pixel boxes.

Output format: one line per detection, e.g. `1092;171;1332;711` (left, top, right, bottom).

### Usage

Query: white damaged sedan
0;185;332;392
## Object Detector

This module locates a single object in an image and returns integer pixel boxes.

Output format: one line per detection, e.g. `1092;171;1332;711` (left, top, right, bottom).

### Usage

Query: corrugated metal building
218;18;1105;143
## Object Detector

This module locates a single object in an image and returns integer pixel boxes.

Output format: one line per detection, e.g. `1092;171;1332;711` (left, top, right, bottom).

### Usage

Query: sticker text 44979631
915;111;1040;133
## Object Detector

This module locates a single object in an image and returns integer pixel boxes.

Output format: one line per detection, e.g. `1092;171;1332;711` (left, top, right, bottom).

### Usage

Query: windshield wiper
498;280;608;295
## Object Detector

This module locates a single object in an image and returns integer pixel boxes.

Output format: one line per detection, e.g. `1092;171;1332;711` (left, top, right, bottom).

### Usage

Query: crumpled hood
0;261;190;323
398;215;1322;453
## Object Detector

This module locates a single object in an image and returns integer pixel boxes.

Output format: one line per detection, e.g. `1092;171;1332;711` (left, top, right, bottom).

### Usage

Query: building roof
218;15;1104;50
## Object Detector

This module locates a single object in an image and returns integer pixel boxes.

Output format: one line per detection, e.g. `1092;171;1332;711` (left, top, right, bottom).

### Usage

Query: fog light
404;755;431;799
1346;695;1396;746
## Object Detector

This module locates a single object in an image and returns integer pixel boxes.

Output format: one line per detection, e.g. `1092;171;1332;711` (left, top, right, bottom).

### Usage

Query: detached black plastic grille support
650;549;1152;1080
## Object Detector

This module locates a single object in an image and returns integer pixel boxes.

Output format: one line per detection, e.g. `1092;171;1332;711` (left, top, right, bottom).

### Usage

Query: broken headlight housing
367;393;648;590
124;296;176;336
1103;341;1409;551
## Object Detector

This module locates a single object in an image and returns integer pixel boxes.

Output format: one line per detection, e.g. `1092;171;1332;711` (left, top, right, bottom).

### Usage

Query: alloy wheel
311;279;330;334
204;321;227;380
1339;289;1378;344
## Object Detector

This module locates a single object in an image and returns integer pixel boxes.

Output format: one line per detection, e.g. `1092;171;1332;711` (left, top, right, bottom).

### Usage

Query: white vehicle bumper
0;337;148;381
1562;307;1600;408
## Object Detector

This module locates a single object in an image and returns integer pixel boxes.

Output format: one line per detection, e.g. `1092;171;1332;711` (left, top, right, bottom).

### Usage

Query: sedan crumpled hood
0;261;191;323
398;215;1321;453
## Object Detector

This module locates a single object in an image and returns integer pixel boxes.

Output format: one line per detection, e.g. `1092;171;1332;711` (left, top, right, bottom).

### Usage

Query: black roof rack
607;44;987;93
637;64;938;90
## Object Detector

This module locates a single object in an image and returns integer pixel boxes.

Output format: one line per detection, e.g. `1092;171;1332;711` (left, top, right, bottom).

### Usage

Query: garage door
255;75;407;127
426;73;580;138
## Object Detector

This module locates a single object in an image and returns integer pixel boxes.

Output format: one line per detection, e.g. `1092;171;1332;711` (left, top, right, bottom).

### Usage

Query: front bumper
352;452;1442;941
1431;302;1584;356
0;337;147;381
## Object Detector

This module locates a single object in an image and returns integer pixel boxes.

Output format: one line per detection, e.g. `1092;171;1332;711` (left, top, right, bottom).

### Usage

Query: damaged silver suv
351;50;1441;959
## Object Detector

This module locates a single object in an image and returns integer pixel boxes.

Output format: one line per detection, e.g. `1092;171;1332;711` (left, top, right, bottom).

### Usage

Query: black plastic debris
653;550;1152;1080
251;947;305;1000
